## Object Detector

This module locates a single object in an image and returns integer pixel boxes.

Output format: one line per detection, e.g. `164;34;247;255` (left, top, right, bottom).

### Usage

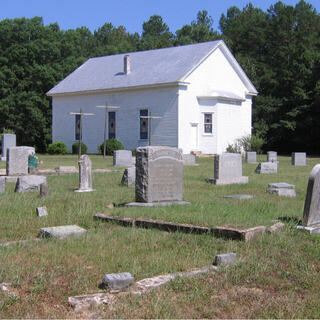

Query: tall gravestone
75;154;94;192
113;150;133;167
267;151;277;162
125;146;189;206
6;147;29;176
302;164;320;229
246;151;257;164
291;152;306;166
206;153;248;185
1;134;16;161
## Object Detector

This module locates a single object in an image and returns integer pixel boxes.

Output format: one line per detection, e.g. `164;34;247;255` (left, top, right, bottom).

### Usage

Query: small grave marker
213;253;237;266
0;177;5;193
121;166;135;187
36;206;48;217
291;152;306;166
39;225;87;239
100;273;134;291
40;183;49;198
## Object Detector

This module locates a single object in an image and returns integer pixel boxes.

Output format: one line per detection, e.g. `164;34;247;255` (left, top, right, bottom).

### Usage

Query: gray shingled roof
47;41;222;96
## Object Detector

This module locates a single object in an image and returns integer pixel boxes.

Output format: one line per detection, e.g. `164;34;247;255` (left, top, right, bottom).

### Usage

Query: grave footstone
36;206;48;217
6;147;29;176
1;134;16;161
206;153;248;185
15;175;47;193
113;150;133;167
291;152;306;166
39;225;87;239
246;151;257;164
267;182;296;197
255;162;277;174
299;164;320;233
267;151;277;162
125;146;189;206
75;155;94;192
0;177;5;193
100;272;134;290
121;166;135;187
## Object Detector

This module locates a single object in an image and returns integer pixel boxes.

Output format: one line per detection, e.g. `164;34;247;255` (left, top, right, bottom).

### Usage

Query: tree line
0;0;319;153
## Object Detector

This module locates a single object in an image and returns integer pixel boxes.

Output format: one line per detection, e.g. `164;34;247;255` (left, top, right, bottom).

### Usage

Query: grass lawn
0;154;319;318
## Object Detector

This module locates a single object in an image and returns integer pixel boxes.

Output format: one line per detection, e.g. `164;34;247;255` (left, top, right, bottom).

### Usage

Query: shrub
72;142;87;154
47;141;68;154
226;134;265;154
98;138;124;155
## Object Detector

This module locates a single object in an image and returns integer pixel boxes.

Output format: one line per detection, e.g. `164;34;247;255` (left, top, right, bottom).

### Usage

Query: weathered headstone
100;272;134;290
302;164;320;229
75;154;94;192
291;152;306;166
1;134;16;161
40;183;49;198
121;166;135;187
267;182;296;197
113;150;133;167
0;177;5;193
6;147;29;176
36;206;48;217
246;151;257;164
39;225;87;239
255;162;277;174
15;175;47;193
126;146;189;206
206;153;248;185
267;151;277;162
183;154;198;166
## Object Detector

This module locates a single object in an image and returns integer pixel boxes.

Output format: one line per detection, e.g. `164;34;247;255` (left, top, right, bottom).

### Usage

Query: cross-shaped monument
96;102;120;158
69;108;94;158
140;112;162;146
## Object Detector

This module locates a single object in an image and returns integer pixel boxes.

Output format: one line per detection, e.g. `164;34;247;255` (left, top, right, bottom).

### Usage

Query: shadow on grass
278;216;302;225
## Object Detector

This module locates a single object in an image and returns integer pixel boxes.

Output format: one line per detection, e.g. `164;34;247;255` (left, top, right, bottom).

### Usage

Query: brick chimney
124;55;131;74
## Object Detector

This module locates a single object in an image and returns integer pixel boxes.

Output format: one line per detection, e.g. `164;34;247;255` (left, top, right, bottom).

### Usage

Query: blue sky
1;0;319;34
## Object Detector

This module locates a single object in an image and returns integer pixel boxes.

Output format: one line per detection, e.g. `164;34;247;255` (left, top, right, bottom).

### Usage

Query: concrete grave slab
15;175;47;193
124;201;190;207
39;225;87;239
222;194;253;200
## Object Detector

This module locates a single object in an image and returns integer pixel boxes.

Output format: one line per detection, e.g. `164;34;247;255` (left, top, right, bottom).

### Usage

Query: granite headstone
255;162;277;174
246;151;257;164
6;147;29;176
291;152;306;166
207;153;248;185
267;151;277;162
15;175;47;193
1;134;16;161
75;154;93;192
267;182;296;197
113;150;133;167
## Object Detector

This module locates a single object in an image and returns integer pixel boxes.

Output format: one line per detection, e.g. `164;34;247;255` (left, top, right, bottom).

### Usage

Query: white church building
47;40;258;154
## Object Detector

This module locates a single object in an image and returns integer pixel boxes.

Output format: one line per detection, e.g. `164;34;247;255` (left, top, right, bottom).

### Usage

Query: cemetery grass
0;155;319;318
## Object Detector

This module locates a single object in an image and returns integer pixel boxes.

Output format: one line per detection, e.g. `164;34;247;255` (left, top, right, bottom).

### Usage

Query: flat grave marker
39;225;87;239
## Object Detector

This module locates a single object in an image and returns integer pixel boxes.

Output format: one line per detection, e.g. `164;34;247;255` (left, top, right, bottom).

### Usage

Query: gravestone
15;175;47;193
75;155;93;192
255;162;277;174
126;146;189;206
121;166;135;187
291;152;306;166
302;164;320;229
6;147;29;176
222;194;253;200
1;134;16;161
100;272;134;290
246;151;257;164
0;177;5;193
267;151;277;162
183;154;198;166
40;183;49;198
39;225;87;239
113;150;133;167
267;182;296;197
213;253;237;266
36;206;48;217
206;153;248;185
55;166;77;174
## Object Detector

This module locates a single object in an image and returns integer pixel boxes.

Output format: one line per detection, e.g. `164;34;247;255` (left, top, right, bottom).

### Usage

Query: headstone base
124;201;190;207
74;188;95;193
206;176;249;185
297;225;320;235
267;188;296;197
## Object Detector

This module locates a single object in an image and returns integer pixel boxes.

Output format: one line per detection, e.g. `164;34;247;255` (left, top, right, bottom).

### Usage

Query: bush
98;138;124;155
47;141;68;154
226;134;265;154
72;142;87;154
